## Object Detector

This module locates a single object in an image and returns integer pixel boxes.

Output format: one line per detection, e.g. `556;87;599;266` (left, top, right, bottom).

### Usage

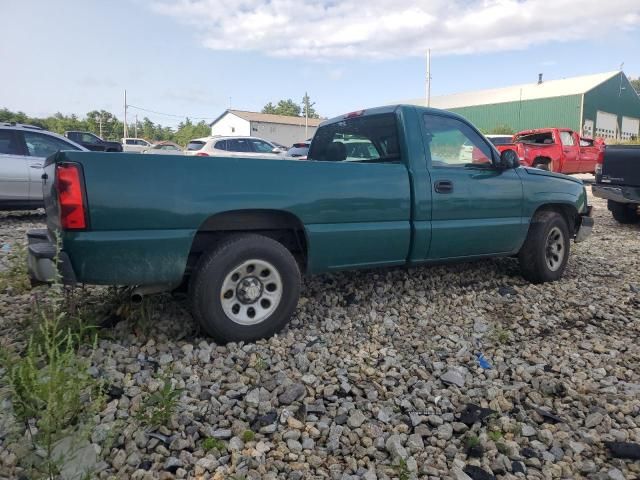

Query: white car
0;123;87;210
142;142;184;155
185;136;285;158
122;137;152;153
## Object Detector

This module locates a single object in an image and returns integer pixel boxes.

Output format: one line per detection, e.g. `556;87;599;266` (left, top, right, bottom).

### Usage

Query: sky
2;0;640;128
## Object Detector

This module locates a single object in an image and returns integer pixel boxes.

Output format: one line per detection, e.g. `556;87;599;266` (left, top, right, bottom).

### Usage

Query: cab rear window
187;140;205;151
308;113;400;163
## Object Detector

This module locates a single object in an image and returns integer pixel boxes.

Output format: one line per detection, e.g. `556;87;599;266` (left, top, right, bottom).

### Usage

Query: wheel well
533;204;579;235
532;156;551;166
186;210;308;276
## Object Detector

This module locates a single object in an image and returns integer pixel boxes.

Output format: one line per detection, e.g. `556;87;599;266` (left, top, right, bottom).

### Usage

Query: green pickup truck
28;105;593;342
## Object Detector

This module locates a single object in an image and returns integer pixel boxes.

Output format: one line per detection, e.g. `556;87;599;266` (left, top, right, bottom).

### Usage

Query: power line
126;104;216;121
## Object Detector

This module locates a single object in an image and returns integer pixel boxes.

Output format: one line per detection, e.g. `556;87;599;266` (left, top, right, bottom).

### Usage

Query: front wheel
518;211;570;283
189;234;301;343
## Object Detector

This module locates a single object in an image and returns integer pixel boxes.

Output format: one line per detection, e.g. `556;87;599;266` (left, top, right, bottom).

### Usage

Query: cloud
150;0;640;59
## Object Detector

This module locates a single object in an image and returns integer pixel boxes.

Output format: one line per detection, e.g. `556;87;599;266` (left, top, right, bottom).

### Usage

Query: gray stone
348;410;367;428
437;423;453;441
585;412;604;428
441;369;465;388
385;434;408;460
210;429;232;439
521;424;536;437
52;437;99;480
278;383;306;405
607;468;626;480
245;388;260;407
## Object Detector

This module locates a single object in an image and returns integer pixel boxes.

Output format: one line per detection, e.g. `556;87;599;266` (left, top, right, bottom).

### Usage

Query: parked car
0;123;86;210
494;128;604;174
592;144;640;223
27;105;593;342
142;141;184;155
185;136;284;158
286;141;311;159
64;131;122;152
122;137;153;153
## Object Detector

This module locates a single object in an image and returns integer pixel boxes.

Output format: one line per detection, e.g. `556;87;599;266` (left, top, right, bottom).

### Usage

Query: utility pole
426;49;431;107
98;114;103;138
124;90;128;139
135;114;138;138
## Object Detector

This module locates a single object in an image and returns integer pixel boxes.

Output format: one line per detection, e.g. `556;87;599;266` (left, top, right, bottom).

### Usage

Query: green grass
464;434;481;449
0;242;30;294
202;437;226;452
488;430;503;442
241;430;255;442
491;326;511;344
137;374;184;428
394;458;410;480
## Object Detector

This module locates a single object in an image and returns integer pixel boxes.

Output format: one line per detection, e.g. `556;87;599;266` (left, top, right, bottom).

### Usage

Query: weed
241;430;255;442
254;356;267;371
394;458;411;480
0;242;30;294
491;326;511;344
202;437;226;452
496;441;510;455
0;249;102;478
138;373;183;427
488;430;503;442
465;434;480;449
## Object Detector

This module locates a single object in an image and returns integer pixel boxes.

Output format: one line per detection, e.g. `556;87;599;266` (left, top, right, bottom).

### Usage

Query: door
0;129;30;204
23;131;81;201
578;137;599;174
422;113;524;259
558;131;580;173
621;116;640;141
225;138;255;157
596;111;618;140
248;138;280;157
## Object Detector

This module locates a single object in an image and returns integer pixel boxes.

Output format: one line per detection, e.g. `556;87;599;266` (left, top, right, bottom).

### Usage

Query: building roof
211;109;323;127
406;71;621;109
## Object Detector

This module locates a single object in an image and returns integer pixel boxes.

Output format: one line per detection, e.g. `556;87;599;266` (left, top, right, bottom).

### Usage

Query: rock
584;412;604;428
607;468;626;480
437;423;453;441
327;425;343;453
52;437;99;480
569;441;586;454
301;374;316;385
210;429;232;439
406;433;424;451
347;410;366;428
452;467;473;480
287;416;305;430
111;449;127;471
512;461;526;474
463;465;496;480
604;441;640;460
245;388;260;407
164;457;182;474
441;369;465;388
250;411;277;430
385;434;408;460
579;460;597;474
458;404;495;426
521;424;536;437
278;383;306;405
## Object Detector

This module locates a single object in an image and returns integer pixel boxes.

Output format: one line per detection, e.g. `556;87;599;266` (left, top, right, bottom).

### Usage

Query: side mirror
498;149;519;169
272;147;282;154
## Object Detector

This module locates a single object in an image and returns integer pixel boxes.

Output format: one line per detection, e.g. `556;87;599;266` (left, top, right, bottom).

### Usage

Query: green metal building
410;71;640;140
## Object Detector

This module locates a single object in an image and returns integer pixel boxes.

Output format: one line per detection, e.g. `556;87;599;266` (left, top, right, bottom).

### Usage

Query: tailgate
600;145;640;186
42;153;63;232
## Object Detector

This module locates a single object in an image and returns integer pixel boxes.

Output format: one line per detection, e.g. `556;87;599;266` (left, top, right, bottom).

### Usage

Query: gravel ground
0;193;639;480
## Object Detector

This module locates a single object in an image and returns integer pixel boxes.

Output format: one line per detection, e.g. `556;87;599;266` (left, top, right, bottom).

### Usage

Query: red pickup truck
494;128;604;174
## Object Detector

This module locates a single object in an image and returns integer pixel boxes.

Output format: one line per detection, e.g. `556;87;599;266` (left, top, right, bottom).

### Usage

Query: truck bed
598;145;640;187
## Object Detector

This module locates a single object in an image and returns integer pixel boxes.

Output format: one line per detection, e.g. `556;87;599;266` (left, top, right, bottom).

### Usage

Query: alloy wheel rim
221;259;282;325
545;226;565;272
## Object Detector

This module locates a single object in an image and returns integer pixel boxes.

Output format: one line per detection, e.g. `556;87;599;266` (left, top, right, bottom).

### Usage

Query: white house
209;110;322;147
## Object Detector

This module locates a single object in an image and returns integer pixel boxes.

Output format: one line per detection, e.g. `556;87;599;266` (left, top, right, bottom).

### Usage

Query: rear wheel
533;160;551;171
608;200;640;224
518;211;570;283
189;234;301;343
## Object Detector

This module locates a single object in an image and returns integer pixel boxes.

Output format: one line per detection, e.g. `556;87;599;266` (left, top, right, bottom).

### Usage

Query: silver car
0;123;86;210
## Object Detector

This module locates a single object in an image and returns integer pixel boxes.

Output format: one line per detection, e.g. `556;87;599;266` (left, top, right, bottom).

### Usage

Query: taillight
595;147;605;175
345;110;365;119
196;152;209;156
56;163;86;230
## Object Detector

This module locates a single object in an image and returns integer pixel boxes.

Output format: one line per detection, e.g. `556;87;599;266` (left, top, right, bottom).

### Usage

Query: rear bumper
26;229;77;285
592;184;640;204
575;206;594;243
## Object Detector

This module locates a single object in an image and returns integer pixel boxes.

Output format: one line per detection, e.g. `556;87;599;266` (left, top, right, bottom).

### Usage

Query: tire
189;234;301;343
608;200;640;224
518;211;570;283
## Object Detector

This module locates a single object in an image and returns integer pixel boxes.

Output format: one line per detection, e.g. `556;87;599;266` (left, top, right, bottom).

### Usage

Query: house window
231;127;235;133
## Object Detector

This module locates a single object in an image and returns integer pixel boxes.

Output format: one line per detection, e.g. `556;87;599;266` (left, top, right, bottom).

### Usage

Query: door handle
30;164;43;169
434;180;453;194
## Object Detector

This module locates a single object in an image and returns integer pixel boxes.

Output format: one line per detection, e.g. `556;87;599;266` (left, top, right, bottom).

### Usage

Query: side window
0;130;21;155
307;113;400;163
226;138;252;152
560;131;575;146
24;132;79;157
250;139;275;153
214;140;228;151
126;139;135;145
423;114;493;167
82;133;100;144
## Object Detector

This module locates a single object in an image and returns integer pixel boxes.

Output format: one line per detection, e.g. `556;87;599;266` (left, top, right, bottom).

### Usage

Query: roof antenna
538;73;543;85
619;62;624;71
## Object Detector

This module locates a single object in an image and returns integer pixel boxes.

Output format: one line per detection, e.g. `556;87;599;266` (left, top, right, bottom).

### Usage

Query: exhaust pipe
130;284;175;304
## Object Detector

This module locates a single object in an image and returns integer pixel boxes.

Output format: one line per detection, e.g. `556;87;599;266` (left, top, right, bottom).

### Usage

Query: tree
261;99;301;117
489;124;514;135
631;77;640;95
